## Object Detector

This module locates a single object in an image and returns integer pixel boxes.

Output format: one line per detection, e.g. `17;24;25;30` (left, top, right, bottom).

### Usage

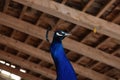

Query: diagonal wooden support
0;13;120;70
0;50;56;79
0;34;115;80
0;63;42;80
12;0;120;40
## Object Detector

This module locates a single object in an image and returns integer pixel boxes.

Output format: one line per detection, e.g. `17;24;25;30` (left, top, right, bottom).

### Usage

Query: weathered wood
112;15;120;24
3;0;10;12
0;50;56;79
0;76;7;80
64;38;120;70
19;6;27;19
0;64;42;80
82;0;94;12
0;35;115;80
12;0;120;40
96;0;116;17
0;13;120;70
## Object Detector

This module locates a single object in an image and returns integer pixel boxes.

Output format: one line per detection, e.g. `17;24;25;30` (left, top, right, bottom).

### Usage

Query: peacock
46;28;77;80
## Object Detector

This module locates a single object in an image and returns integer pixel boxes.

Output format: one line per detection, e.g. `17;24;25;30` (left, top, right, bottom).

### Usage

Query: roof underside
0;0;120;80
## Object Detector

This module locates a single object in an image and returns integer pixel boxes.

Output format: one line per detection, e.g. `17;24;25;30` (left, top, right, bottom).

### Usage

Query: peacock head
46;26;70;42
53;30;70;41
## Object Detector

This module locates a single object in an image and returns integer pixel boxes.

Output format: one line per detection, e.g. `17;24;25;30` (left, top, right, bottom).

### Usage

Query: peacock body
50;30;77;80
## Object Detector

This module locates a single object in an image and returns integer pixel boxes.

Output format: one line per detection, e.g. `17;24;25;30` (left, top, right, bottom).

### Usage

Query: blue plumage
50;30;77;80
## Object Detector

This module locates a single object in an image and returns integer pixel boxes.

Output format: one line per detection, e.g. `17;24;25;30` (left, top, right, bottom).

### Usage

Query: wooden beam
0;35;115;80
0;64;42;80
0;75;6;80
0;13;120;70
90;48;120;69
0;12;46;40
112;15;120;24
61;0;67;4
82;0;94;12
19;6;27;19
64;38;120;69
3;0;10;13
0;77;6;80
96;0;116;17
12;0;120;40
75;0;117;66
0;50;56;79
0;35;53;64
112;39;120;45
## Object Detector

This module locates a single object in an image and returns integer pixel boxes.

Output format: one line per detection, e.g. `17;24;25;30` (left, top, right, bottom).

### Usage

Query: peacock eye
56;32;63;36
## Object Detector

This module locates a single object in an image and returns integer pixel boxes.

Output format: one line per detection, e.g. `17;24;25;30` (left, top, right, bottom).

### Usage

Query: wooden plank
0;13;120;70
0;35;115;80
51;0;68;31
0;76;6;80
96;0;116;17
19;6;27;19
0;74;8;80
73;0;117;65
35;13;44;26
64;38;120;69
80;0;116;43
61;0;67;4
78;0;116;48
0;50;56;79
82;0;94;12
3;0;10;12
12;0;120;40
16;36;32;56
0;13;46;40
0;34;53;64
0;64;42;80
90;48;120;69
112;15;120;24
112;39;120;45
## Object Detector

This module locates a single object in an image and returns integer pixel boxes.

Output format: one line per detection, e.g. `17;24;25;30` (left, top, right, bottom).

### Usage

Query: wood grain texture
12;0;120;40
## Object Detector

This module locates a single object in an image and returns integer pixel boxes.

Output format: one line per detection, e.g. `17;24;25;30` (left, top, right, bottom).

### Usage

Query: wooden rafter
0;64;42;80
0;76;6;80
73;0;118;67
96;0;116;17
0;50;56;79
0;0;119;80
3;0;10;12
12;0;120;40
82;0;94;12
0;34;116;80
112;14;120;25
75;38;110;64
0;13;120;70
19;6;27;19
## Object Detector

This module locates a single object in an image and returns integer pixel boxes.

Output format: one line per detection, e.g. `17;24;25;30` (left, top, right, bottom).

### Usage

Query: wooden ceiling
0;0;120;80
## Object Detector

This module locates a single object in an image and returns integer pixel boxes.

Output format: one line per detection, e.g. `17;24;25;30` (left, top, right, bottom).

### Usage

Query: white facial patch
61;31;65;34
56;32;63;36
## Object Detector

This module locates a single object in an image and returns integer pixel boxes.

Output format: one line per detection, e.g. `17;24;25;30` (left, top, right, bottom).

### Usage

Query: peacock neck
50;40;77;80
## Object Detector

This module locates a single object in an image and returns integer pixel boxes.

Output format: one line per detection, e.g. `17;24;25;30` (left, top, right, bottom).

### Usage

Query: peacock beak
64;33;71;36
